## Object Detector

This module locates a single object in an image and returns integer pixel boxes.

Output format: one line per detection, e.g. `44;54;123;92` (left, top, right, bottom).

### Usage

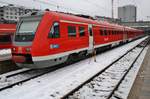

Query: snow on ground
0;68;30;85
68;47;143;99
0;49;11;55
0;49;12;61
111;46;149;99
0;37;147;99
0;68;30;78
0;69;50;89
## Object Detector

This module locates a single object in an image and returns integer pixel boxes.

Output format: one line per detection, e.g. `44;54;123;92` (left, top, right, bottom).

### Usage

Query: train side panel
11;11;145;68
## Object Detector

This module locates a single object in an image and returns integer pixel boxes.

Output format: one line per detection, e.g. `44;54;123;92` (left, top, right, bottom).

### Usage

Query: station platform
128;45;150;99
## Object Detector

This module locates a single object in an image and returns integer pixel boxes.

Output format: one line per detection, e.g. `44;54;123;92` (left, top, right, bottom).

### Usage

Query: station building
0;4;38;22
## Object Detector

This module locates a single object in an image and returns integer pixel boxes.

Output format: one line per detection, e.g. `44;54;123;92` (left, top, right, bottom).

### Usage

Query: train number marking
50;44;59;49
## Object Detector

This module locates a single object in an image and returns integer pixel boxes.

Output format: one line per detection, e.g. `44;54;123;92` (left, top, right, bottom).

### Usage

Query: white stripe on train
32;40;123;61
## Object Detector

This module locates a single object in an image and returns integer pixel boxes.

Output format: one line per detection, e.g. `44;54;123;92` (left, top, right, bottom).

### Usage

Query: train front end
12;13;43;68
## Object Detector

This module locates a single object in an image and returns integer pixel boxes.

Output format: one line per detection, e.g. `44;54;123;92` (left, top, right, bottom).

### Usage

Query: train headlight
12;48;16;51
26;48;31;52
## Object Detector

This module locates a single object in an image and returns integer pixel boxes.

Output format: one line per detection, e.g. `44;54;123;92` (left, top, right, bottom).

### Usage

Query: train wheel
65;54;76;65
65;54;79;65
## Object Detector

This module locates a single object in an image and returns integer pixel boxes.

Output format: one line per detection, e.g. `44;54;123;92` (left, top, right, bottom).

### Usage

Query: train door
88;24;94;53
123;30;127;42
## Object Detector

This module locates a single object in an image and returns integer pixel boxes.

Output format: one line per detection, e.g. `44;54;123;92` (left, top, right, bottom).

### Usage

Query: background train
11;11;144;68
0;24;16;49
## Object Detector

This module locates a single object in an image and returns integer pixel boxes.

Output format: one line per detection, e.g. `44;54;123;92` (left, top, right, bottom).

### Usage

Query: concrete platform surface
128;45;150;99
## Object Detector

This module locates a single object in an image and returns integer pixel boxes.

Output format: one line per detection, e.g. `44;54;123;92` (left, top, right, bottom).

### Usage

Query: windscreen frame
14;15;43;42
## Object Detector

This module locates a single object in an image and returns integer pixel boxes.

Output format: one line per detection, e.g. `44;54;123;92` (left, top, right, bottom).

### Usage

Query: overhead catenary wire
0;1;35;9
83;0;111;12
0;0;84;15
0;0;113;17
81;0;112;16
33;0;113;17
33;0;90;15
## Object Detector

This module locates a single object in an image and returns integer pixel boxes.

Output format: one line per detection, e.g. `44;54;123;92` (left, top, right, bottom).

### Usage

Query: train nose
12;54;33;63
12;46;31;54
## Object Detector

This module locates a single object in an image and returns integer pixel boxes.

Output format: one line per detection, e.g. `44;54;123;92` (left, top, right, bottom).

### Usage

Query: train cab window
68;26;76;37
48;22;60;38
79;27;85;37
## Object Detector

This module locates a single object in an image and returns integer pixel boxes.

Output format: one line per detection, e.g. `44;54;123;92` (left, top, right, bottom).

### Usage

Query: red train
11;11;144;68
0;24;16;49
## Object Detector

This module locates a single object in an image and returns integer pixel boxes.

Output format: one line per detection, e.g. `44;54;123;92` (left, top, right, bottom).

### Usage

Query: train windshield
15;20;40;42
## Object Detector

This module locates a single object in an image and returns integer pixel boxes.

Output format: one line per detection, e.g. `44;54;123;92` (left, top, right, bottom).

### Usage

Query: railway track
0;63;70;91
107;40;149;99
0;52;90;92
0;68;49;91
61;38;150;99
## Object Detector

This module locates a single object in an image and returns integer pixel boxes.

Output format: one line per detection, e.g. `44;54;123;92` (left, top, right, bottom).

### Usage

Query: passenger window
100;30;103;36
79;27;85;37
48;22;60;38
109;30;111;35
113;31;115;35
104;30;107;36
110;31;112;35
68;26;76;37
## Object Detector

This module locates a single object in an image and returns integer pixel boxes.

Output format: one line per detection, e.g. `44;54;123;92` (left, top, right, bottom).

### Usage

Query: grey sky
0;0;149;21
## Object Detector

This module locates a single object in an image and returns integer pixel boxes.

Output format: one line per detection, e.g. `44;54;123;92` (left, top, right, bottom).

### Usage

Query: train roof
23;11;143;32
45;11;138;31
